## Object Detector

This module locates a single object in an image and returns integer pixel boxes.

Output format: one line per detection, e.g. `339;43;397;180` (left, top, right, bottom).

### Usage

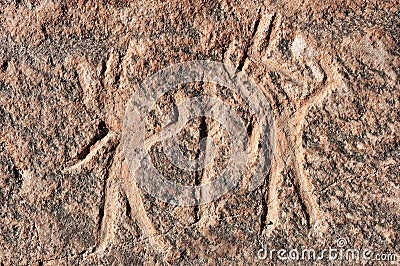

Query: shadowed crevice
193;115;208;222
125;193;132;220
77;121;109;161
237;9;262;71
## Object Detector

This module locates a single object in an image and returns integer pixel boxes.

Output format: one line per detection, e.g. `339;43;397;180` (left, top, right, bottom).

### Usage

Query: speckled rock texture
0;0;399;265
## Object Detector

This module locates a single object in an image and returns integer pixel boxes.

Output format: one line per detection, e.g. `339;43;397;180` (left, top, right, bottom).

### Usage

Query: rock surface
0;0;399;265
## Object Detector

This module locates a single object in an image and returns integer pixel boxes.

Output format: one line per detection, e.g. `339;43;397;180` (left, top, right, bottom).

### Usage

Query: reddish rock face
0;1;399;265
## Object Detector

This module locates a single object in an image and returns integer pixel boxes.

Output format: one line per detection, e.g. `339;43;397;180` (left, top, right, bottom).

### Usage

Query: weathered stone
0;0;398;265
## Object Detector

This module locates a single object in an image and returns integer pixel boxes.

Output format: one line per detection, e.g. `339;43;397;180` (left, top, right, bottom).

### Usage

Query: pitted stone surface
0;1;399;265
